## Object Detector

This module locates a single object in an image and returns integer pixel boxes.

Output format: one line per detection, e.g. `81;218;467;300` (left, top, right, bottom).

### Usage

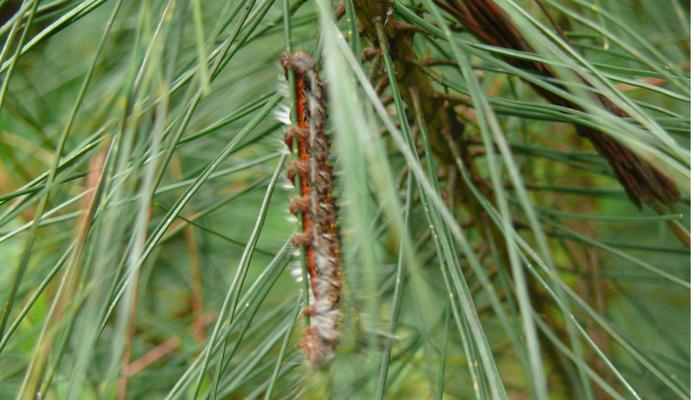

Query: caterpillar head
280;51;317;77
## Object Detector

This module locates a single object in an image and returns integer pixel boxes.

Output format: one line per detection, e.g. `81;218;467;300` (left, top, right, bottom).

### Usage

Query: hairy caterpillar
280;51;342;367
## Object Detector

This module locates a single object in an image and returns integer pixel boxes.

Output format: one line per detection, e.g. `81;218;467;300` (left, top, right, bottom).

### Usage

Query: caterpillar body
280;52;342;367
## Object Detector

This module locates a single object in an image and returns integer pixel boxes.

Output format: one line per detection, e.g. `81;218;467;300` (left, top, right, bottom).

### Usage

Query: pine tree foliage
0;0;688;399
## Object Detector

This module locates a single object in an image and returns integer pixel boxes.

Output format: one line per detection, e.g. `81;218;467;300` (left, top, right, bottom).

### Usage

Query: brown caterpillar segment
285;159;309;185
281;51;342;367
284;126;308;149
289;195;310;215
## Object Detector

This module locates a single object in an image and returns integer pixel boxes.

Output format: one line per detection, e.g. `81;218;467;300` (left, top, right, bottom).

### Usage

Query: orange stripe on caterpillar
281;51;342;367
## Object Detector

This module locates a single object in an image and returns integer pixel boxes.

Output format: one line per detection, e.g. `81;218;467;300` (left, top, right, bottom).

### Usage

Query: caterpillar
280;51;342;367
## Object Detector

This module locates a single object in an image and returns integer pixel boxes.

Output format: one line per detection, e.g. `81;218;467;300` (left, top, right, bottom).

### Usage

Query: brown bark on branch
436;0;679;210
